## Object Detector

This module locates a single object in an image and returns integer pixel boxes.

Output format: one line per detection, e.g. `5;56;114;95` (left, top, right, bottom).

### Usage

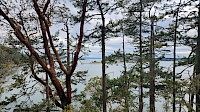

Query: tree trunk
172;13;177;112
189;68;195;112
139;0;143;112
64;76;72;111
190;93;194;111
179;103;182;112
96;0;106;112
196;1;200;111
63;21;72;111
149;17;155;112
173;1;181;111
122;24;129;112
65;21;70;72
46;72;50;112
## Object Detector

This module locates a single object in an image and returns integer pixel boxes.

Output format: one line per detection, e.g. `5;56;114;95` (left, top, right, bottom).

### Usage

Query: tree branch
43;0;50;13
1;4;67;109
70;0;87;77
33;0;69;75
29;59;62;108
32;0;69;108
0;8;49;72
32;0;55;69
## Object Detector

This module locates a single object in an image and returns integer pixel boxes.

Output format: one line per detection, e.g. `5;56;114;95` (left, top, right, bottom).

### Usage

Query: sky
0;0;196;59
59;0;194;59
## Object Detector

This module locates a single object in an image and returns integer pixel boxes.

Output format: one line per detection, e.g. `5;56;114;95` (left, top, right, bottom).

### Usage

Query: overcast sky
62;0;194;59
0;0;196;59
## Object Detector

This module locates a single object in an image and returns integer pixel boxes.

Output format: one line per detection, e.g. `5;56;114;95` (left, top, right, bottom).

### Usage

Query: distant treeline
159;58;182;61
84;57;183;62
0;45;25;65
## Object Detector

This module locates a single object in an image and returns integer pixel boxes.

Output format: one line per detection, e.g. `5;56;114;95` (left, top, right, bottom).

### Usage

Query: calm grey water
0;59;193;112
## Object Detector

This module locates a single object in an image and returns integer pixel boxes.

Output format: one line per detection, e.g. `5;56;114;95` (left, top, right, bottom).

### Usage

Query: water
76;59;193;112
0;59;193;111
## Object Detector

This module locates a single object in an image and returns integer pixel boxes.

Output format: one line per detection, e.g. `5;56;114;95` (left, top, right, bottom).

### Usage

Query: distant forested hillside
0;45;25;65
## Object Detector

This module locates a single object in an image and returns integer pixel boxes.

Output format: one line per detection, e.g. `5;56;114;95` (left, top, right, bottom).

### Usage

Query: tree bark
149;17;155;112
96;0;106;112
173;1;181;111
196;1;200;111
65;21;72;111
122;24;129;112
189;68;195;112
139;0;143;112
46;71;50;112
